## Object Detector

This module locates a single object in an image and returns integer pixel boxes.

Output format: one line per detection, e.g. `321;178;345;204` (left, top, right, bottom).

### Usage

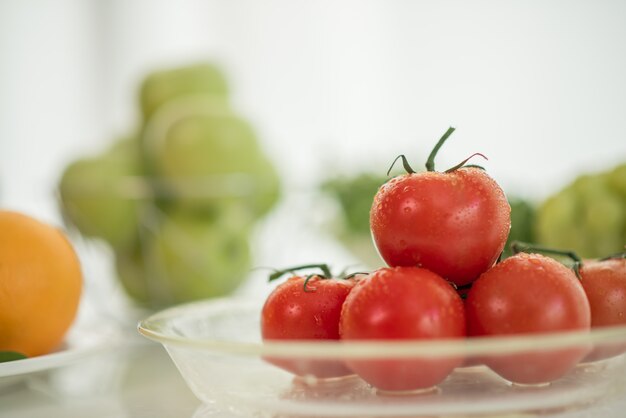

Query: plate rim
137;297;626;359
0;321;121;378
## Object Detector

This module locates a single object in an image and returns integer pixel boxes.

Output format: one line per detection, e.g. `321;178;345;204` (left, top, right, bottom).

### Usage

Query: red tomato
340;267;466;391
261;275;356;378
580;257;626;361
466;253;591;384
370;167;510;286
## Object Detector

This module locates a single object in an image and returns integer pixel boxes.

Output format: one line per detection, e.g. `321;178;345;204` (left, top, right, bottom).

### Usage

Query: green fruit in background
246;154;281;218
157;113;260;176
608;163;626;200
608;163;626;240
59;62;281;308
536;167;626;259
143;97;281;219
116;203;254;308
139;62;229;121
144;209;252;307
115;247;150;306
323;173;388;236
59;137;143;251
322;173;388;268
141;94;231;164
502;197;536;258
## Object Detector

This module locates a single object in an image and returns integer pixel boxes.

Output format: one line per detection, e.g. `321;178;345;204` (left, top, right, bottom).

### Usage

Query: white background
2;0;626;225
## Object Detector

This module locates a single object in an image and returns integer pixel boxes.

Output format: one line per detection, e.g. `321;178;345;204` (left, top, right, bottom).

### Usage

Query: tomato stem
444;153;488;173
268;263;366;289
599;251;626;261
511;241;583;279
386;155;416;176
425;127;456;172
303;274;318;293
344;271;368;280
268;263;333;282
511;241;582;263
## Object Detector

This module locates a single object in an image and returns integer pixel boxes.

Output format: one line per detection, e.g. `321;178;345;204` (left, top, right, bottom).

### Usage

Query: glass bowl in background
138;297;626;418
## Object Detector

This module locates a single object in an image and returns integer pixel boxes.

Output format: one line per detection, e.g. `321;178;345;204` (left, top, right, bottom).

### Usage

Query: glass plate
138;297;626;417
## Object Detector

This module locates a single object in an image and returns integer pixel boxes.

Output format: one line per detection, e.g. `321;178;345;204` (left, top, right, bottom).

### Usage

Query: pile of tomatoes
261;128;626;392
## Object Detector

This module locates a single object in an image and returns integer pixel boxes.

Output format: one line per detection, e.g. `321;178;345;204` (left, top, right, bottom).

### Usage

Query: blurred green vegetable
323;173;387;236
535;163;626;258
502;197;536;258
139;62;229;121
59;62;281;309
322;173;388;268
142;97;280;219
59;137;143;251
128;209;252;308
115;247;150;305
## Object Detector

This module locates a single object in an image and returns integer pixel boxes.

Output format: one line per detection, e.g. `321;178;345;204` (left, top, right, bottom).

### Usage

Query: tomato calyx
268;263;332;282
386;154;416;176
386;127;488;176
510;241;583;279
510;242;626;280
268;263;367;292
443;152;488;173
599;251;626;261
425;126;456;172
453;282;474;299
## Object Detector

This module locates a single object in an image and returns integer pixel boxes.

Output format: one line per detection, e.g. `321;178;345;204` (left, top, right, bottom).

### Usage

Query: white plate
0;321;120;379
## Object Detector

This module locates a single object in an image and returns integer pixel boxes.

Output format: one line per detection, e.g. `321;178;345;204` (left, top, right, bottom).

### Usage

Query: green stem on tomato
599;251;626;261
344;272;369;281
425;126;456;172
510;241;583;280
268;263;333;282
444;153;488;173
303;274;318;293
388;126;485;175
386;155;416;176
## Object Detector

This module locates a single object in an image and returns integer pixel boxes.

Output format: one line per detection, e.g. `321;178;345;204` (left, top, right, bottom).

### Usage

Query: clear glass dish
138;297;626;417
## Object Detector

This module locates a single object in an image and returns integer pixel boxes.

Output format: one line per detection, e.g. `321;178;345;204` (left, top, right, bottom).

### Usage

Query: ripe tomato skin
580;258;626;362
340;267;466;391
370;168;510;287
466;253;591;384
261;276;356;378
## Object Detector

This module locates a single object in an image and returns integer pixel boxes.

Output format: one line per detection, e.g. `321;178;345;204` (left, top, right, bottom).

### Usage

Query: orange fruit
0;211;82;357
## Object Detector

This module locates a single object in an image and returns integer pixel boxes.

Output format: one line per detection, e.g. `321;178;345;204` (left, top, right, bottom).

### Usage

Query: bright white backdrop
1;0;626;223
